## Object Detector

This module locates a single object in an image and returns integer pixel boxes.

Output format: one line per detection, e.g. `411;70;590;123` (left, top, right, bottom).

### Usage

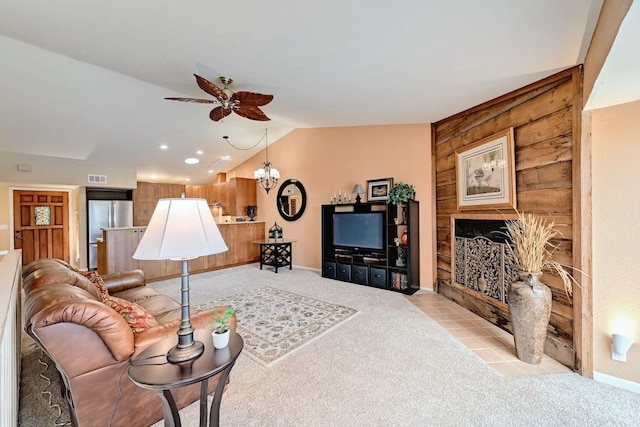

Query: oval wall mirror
277;179;307;221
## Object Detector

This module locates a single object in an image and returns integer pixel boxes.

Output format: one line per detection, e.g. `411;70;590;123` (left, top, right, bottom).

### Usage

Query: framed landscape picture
367;178;393;202
455;128;516;210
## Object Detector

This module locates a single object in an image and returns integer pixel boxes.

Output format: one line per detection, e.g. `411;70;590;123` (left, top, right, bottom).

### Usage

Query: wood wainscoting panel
432;66;588;372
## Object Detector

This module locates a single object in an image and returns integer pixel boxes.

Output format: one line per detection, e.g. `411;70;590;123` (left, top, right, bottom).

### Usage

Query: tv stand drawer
370;267;387;288
323;261;337;279
336;263;351;282
353;265;368;285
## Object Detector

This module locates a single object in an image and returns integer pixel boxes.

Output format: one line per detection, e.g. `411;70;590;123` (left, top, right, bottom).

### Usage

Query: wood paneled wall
433;67;584;368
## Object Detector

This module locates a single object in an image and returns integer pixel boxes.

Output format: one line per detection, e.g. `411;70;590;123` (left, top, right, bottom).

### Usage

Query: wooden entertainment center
321;201;419;294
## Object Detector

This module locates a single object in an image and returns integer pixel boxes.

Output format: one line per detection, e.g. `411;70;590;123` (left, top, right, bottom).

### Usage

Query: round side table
129;329;243;427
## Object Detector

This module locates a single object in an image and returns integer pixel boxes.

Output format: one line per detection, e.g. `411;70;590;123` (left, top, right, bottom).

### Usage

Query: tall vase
507;271;552;364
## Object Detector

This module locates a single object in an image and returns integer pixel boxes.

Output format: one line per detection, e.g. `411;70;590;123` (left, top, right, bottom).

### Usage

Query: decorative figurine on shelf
396;246;407;267
246;205;257;221
330;190;351;204
269;222;283;239
401;230;408;245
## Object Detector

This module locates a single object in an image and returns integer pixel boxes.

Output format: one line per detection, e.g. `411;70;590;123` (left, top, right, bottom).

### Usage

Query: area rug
192;286;359;366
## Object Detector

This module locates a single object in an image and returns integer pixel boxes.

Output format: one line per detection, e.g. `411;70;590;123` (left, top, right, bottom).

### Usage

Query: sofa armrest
132;307;237;358
103;270;146;293
30;298;135;363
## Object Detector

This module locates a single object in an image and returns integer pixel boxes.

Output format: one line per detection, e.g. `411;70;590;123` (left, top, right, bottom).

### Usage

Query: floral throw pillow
80;271;110;302
104;296;158;333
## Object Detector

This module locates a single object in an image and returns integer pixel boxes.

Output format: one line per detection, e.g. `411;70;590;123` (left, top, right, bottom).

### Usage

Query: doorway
13;190;70;265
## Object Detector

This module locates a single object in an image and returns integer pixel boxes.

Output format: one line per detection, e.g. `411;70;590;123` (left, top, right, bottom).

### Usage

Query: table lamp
133;198;228;363
352;184;365;204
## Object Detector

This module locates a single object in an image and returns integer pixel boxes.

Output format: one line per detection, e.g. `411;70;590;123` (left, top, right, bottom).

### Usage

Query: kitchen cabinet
184;185;207;199
227;178;257;217
102;227;164;280
204;178;256;216
99;222;265;281
133;182;185;226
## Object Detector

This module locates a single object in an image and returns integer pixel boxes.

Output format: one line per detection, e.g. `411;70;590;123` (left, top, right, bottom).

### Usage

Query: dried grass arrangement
504;211;579;297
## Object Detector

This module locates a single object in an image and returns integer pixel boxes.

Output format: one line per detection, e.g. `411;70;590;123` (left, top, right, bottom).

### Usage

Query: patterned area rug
192;286;359;366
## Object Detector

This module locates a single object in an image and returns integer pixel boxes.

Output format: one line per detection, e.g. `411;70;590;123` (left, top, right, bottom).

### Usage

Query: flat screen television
332;212;384;251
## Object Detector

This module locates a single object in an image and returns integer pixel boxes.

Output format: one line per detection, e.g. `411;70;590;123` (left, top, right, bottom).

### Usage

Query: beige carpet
20;264;640;426
19;334;71;427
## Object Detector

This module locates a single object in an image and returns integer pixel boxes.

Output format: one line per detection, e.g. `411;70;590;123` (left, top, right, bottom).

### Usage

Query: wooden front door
13;190;70;265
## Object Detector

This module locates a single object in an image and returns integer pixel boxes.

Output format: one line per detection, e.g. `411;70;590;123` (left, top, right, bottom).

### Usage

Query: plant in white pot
504;211;578;364
208;307;235;349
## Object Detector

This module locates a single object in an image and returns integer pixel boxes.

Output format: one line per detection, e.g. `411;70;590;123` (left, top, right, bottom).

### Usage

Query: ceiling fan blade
234;106;270;121
210;107;232;122
194;74;227;100
232;91;273;107
165;97;216;104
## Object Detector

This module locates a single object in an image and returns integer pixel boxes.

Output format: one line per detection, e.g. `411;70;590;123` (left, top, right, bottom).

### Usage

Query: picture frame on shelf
366;178;393;202
455;128;516;210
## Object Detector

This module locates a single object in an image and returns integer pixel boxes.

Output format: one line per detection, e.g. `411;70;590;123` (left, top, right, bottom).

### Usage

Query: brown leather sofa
22;258;236;427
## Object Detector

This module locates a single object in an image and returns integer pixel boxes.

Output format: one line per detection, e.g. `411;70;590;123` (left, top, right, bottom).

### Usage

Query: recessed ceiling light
151;175;157;179
208;170;214;173
184;157;200;164
185;177;191;182
160;144;168;150
221;155;231;160
196;150;204;155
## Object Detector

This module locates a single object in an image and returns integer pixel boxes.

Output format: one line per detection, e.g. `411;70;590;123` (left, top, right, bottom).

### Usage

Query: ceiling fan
165;74;273;121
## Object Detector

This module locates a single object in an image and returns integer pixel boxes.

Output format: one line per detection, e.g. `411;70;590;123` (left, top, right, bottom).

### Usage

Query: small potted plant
208;307;235;349
388;182;415;205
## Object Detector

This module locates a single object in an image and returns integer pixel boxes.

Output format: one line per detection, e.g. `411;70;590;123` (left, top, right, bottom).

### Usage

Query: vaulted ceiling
0;0;620;185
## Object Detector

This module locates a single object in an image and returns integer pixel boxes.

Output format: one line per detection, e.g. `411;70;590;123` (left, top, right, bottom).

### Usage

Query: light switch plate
0;224;9;230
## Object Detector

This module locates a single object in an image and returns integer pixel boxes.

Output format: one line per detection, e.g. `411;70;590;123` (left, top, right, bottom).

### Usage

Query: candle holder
330;190;351;205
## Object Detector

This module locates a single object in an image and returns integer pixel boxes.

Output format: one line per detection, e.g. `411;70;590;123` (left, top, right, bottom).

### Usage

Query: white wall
0;151;137;188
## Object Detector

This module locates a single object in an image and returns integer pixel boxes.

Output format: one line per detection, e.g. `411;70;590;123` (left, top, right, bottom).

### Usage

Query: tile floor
406;290;571;378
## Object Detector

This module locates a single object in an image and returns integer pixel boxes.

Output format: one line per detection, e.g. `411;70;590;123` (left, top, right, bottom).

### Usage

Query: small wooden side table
252;238;296;273
129;329;243;427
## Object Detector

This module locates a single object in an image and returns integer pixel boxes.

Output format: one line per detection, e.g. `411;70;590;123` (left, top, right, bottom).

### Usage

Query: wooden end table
128;329;243;427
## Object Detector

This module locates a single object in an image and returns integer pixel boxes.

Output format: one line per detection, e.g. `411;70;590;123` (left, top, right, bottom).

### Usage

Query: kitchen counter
102;221;264;230
216;220;265;225
99;221;265;280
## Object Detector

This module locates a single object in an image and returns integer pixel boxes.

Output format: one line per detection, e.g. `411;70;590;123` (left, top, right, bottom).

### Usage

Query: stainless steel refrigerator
88;200;133;270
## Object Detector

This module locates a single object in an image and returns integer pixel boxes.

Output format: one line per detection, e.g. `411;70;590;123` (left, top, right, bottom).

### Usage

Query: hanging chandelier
254;129;280;193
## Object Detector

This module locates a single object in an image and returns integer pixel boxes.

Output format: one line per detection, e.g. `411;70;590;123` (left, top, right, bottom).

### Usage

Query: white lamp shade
133;198;228;260
612;334;634;356
254;168;266;179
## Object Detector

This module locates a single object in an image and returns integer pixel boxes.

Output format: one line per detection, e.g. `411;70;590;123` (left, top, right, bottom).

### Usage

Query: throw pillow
104;296;158;333
80;271;110;302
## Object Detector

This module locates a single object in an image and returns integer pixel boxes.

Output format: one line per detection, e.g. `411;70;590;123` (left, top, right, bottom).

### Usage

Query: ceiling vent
88;174;108;184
